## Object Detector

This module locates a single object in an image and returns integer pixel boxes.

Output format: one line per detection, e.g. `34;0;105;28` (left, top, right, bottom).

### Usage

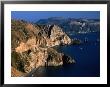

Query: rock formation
11;19;75;76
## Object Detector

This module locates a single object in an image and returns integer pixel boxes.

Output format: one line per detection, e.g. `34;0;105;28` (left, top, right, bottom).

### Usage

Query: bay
30;32;100;77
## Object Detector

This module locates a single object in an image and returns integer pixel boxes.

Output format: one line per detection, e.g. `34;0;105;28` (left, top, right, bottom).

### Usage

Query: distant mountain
36;17;100;34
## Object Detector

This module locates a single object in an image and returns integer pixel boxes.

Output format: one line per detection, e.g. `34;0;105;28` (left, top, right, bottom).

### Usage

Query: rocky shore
11;19;75;77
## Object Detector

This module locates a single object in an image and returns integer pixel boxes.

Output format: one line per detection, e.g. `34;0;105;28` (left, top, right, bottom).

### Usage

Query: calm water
29;32;100;77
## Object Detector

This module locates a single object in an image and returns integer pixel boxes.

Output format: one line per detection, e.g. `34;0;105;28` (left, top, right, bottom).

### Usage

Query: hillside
11;19;75;76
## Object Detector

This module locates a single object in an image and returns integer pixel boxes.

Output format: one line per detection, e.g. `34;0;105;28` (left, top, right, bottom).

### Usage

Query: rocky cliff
11;19;75;76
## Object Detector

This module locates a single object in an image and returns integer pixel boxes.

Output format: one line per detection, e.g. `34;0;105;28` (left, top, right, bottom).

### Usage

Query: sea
27;32;100;77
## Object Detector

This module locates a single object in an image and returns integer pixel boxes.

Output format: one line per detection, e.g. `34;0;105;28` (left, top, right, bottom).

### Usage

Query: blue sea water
31;32;100;77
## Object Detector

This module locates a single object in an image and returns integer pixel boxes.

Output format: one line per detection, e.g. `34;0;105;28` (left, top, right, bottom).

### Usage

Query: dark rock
71;39;82;45
62;54;75;65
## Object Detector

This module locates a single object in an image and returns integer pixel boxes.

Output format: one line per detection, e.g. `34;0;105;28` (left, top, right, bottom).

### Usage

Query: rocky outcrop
12;19;72;49
12;47;74;73
11;19;75;76
46;25;71;47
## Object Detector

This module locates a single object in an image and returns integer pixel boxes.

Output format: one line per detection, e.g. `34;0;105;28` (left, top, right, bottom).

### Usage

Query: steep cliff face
46;25;71;47
11;19;75;76
12;19;71;49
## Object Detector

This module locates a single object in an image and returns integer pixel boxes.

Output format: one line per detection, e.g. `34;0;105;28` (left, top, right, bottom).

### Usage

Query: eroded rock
11;19;75;76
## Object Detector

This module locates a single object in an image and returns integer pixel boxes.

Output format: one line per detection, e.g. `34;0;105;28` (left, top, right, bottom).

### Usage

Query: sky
11;11;100;23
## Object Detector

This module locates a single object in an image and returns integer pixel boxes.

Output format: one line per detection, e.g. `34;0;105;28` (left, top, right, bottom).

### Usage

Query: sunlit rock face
46;25;72;47
11;19;75;76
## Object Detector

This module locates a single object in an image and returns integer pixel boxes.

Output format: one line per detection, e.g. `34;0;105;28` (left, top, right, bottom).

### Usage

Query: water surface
29;32;100;77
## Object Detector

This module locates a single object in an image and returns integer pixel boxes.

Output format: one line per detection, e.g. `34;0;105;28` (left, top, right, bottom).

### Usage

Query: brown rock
11;19;75;76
